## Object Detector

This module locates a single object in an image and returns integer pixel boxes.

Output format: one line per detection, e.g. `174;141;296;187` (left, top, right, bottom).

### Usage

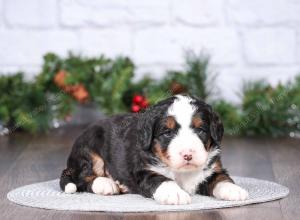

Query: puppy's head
138;95;223;172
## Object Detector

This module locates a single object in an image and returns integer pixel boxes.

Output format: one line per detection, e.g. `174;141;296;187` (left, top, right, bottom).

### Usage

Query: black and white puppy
60;95;248;205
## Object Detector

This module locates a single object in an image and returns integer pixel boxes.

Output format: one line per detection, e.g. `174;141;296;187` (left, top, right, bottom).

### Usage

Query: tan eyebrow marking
165;116;176;129
192;116;202;128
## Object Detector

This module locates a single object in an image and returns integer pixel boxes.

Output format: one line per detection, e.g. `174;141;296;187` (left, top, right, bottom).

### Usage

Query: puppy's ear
137;97;176;150
137;111;156;151
210;111;224;145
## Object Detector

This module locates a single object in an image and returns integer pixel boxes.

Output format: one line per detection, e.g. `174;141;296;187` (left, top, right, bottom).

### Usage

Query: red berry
141;99;149;108
131;104;141;113
133;95;144;104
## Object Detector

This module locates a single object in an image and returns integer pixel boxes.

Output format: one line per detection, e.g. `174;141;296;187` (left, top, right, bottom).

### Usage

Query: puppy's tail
59;168;77;194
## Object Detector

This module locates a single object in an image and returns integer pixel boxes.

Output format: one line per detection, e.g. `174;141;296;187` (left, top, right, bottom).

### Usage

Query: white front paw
213;181;249;201
153;181;191;205
91;177;119;195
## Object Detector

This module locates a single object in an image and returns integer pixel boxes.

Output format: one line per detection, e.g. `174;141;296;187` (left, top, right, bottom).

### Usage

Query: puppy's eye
195;127;206;134
162;130;173;138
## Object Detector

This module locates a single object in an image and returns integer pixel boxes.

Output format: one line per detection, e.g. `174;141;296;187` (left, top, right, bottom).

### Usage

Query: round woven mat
7;176;289;212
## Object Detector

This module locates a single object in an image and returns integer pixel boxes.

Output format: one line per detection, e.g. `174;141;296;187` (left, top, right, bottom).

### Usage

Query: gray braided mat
7;176;289;212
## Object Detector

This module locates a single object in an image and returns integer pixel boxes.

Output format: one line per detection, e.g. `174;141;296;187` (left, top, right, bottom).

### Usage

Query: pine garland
0;73;51;133
0;52;299;137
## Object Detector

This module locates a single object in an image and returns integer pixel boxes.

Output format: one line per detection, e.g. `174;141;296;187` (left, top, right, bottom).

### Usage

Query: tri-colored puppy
60;95;248;205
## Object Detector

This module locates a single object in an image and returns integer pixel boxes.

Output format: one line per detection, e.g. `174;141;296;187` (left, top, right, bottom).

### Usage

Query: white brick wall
5;0;57;28
172;0;224;25
0;0;299;102
243;28;296;65
226;0;300;25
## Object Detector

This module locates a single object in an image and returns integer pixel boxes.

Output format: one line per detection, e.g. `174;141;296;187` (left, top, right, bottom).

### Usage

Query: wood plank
268;138;300;220
0;128;81;220
219;207;284;220
221;137;282;210
222;137;275;180
0;133;31;179
0;129;296;220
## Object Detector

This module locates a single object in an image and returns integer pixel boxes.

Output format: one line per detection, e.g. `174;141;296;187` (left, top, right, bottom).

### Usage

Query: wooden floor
0;126;299;220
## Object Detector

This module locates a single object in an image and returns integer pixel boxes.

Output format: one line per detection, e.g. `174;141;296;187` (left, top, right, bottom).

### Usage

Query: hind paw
92;177;119;195
64;183;77;194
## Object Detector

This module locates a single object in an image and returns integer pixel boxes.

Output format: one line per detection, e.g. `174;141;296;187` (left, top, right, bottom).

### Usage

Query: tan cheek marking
90;152;105;176
192;116;203;128
166;116;176;129
154;143;171;166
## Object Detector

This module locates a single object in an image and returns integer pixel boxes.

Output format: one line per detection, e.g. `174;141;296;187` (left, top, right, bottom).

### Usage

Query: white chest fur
175;169;214;194
148;165;214;194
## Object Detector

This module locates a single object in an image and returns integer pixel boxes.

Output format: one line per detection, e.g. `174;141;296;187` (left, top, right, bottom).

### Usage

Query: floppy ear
210;111;224;145
137;111;156;151
137;96;177;150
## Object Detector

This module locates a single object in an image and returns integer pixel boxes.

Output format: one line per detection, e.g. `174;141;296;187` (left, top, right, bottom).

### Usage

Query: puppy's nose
183;154;192;161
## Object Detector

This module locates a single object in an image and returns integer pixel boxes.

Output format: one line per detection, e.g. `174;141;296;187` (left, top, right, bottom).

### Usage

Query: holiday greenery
0;52;299;137
37;53;135;116
0;73;51;133
239;77;300;137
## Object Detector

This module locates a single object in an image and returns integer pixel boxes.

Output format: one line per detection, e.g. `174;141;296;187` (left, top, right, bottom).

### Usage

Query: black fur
60;95;228;199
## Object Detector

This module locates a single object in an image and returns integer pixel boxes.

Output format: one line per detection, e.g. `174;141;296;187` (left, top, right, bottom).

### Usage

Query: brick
215;70;242;103
217;66;300;103
60;0;130;27
172;0;223;25
4;0;57;28
127;0;170;25
133;27;181;65
135;63;182;80
60;0;170;27
134;27;239;65
226;0;300;25
243;28;296;65
174;27;239;65
79;29;132;57
0;0;3;27
0;30;79;65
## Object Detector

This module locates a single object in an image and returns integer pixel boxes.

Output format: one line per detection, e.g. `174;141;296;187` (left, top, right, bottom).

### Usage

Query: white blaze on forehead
168;95;195;125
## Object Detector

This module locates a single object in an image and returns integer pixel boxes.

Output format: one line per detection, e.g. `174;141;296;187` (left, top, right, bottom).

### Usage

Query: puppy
60;95;248;205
